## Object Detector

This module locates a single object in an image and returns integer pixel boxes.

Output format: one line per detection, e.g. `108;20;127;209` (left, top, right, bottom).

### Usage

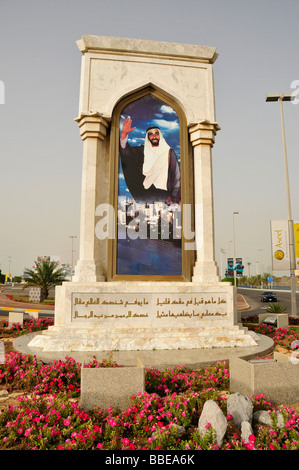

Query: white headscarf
142;128;170;190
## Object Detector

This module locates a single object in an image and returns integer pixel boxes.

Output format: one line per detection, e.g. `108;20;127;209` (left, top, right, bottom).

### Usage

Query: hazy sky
1;0;299;278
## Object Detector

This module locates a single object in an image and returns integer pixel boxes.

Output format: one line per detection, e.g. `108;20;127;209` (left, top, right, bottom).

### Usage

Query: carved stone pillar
189;120;220;283
73;113;109;282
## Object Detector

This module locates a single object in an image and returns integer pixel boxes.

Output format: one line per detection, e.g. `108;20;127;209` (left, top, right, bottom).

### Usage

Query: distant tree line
222;273;280;287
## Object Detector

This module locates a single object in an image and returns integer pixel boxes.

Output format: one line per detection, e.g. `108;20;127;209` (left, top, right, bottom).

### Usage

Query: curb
237;294;251;311
0;306;54;315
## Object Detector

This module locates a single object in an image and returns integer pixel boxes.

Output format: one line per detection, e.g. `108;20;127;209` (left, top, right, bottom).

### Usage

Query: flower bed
246;323;299;350
5;294;55;305
0;318;54;337
0;321;298;450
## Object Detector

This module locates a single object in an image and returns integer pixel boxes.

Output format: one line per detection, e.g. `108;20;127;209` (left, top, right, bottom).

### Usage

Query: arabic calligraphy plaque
71;293;228;323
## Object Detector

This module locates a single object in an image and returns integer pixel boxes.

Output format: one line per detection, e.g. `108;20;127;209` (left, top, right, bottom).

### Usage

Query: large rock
241;420;254;443
198;400;227;447
253;410;285;428
227;392;253;428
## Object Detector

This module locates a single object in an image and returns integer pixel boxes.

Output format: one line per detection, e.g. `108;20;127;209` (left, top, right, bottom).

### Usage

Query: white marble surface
77;35;218;62
76;35;217;126
28;325;257;352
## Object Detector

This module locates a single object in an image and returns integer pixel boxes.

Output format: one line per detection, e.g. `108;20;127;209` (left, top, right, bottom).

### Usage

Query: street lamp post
247;262;251;278
266;93;297;316
232;211;239;287
8;256;12;281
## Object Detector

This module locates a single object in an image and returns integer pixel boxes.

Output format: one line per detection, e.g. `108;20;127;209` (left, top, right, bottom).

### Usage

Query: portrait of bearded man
119;117;181;205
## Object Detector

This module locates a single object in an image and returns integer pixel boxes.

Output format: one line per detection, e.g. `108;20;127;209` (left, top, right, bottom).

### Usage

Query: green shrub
266;302;286;313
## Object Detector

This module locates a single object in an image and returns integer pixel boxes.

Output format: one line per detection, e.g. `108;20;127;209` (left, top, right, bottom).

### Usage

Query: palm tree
23;259;68;300
238;275;248;286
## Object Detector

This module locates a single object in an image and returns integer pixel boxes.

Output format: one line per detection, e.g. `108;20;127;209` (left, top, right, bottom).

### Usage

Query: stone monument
29;35;256;352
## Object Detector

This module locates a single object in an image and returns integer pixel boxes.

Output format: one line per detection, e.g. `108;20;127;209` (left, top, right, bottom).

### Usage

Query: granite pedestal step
26;323;257;353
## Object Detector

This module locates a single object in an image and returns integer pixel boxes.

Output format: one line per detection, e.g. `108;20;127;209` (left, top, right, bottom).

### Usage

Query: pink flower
63;418;71;426
249;434;255;442
205;422;211;429
24;428;32;437
269;443;275;450
96;443;103;449
107;418;117;427
227;414;233;420
57;445;64;450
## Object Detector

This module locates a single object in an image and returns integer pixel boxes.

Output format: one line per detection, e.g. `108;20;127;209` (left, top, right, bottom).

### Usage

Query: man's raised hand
120;117;136;140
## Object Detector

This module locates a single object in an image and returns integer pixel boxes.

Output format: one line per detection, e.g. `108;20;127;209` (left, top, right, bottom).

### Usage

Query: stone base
28;325;256;352
28;280;257;352
80;359;145;411
230;352;299;405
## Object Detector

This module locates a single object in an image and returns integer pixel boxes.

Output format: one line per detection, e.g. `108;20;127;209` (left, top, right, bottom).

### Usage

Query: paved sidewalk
237;293;250;311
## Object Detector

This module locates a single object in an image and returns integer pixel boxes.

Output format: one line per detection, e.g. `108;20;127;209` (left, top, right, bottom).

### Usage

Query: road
238;287;299;318
0;285;54;319
0;286;55;298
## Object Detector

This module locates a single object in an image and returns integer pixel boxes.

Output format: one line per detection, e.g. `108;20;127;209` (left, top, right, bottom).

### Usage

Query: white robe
142;130;170;191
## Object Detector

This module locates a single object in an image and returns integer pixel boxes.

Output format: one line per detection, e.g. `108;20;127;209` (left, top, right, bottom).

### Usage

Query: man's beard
150;140;159;147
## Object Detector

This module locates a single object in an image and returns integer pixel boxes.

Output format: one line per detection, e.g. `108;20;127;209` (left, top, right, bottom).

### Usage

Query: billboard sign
270;220;290;270
294;221;299;270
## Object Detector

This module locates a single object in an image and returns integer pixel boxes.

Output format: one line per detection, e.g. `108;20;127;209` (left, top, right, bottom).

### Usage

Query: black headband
146;126;160;133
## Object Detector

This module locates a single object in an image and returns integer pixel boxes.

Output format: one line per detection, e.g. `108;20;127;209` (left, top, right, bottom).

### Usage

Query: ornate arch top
76;35;218;126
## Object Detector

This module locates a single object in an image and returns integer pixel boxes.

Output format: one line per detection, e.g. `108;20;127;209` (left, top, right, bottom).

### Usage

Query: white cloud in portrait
160;105;176;115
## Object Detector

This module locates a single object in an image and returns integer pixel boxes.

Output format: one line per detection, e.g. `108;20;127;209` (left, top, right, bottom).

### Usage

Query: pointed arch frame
107;85;194;281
